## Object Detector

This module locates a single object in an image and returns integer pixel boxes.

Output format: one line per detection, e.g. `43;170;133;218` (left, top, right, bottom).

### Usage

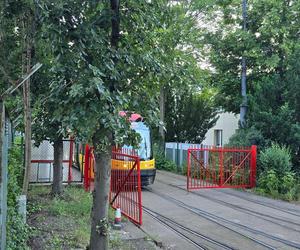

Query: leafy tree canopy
202;0;300;168
165;86;218;143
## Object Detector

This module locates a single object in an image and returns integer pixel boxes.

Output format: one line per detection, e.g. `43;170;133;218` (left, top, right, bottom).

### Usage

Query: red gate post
187;149;191;191
219;148;224;187
137;157;142;225
68;139;74;184
250;145;257;188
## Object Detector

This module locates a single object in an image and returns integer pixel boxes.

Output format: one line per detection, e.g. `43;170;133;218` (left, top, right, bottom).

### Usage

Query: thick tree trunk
159;85;165;151
89;132;112;250
89;1;118;249
22;38;32;195
52;138;64;195
110;0;120;48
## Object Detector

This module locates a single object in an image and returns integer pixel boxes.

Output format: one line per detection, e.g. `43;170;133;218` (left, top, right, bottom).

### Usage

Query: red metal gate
83;146;142;225
110;148;142;225
187;145;257;191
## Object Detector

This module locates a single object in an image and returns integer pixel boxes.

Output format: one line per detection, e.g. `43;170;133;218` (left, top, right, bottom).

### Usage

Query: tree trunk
159;85;165;152
89;132;112;250
89;1;118;249
22;37;32;195
52;138;64;195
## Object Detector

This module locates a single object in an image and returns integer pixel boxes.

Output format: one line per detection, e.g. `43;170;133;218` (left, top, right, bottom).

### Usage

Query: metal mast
240;0;247;128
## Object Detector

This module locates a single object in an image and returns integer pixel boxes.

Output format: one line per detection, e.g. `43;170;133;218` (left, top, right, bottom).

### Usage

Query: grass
28;185;92;249
28;185;124;249
27;185;146;249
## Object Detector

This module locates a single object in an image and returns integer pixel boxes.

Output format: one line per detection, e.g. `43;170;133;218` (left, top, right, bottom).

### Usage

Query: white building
202;112;239;146
165;112;239;167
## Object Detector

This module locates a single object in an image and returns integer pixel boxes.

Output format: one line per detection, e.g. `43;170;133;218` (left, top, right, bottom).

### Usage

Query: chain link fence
165;142;202;170
30;139;82;183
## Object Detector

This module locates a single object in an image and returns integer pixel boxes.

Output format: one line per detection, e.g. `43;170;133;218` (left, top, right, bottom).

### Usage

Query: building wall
165;112;239;168
202;112;239;146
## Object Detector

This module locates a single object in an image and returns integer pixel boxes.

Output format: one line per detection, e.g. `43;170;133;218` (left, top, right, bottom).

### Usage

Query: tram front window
136;128;151;160
122;122;152;160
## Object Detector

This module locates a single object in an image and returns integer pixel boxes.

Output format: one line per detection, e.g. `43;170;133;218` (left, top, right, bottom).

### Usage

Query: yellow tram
78;113;156;186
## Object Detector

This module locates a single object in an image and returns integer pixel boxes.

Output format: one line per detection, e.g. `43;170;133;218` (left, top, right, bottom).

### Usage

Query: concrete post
17;195;27;222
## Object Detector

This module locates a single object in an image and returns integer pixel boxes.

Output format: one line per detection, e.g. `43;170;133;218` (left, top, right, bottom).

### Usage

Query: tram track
156;179;300;232
143;206;234;250
144;187;300;249
158;171;300;217
217;189;300;217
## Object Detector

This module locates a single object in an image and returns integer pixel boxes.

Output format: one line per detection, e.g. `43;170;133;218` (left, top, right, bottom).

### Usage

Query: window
135;128;152;160
214;130;223;147
123;122;153;160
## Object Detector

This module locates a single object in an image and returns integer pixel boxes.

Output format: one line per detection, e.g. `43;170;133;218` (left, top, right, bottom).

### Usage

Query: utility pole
240;0;247;128
22;39;32;195
159;85;165;152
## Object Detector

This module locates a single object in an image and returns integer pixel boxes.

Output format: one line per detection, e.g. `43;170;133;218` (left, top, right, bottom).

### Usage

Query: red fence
83;146;143;225
187;145;257;191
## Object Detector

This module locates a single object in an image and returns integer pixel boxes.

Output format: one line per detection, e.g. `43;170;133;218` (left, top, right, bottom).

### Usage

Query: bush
257;143;299;201
6;209;31;250
281;172;296;194
281;172;299;201
258;169;279;197
7;143;23;207
227;127;265;147
153;144;178;173
6;138;30;249
259;143;292;177
181;164;188;176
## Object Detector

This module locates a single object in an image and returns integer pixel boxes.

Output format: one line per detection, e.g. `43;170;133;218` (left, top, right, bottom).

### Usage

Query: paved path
140;170;300;250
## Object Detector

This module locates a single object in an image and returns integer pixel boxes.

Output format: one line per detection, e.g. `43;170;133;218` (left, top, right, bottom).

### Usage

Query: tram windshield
123;122;152;160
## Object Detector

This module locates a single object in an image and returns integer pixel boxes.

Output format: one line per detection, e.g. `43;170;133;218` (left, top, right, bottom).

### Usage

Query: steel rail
143;206;233;250
145;188;275;250
148;188;300;249
158;171;300;216
158;180;300;231
219;189;300;217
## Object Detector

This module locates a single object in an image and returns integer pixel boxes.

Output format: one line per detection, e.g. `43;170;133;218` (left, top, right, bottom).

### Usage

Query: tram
78;113;156;186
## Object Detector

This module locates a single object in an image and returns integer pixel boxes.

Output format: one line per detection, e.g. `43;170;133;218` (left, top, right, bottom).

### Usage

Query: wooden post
21;37;32;195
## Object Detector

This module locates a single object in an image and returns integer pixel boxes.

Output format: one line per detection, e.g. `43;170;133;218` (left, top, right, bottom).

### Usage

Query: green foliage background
203;0;300;170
